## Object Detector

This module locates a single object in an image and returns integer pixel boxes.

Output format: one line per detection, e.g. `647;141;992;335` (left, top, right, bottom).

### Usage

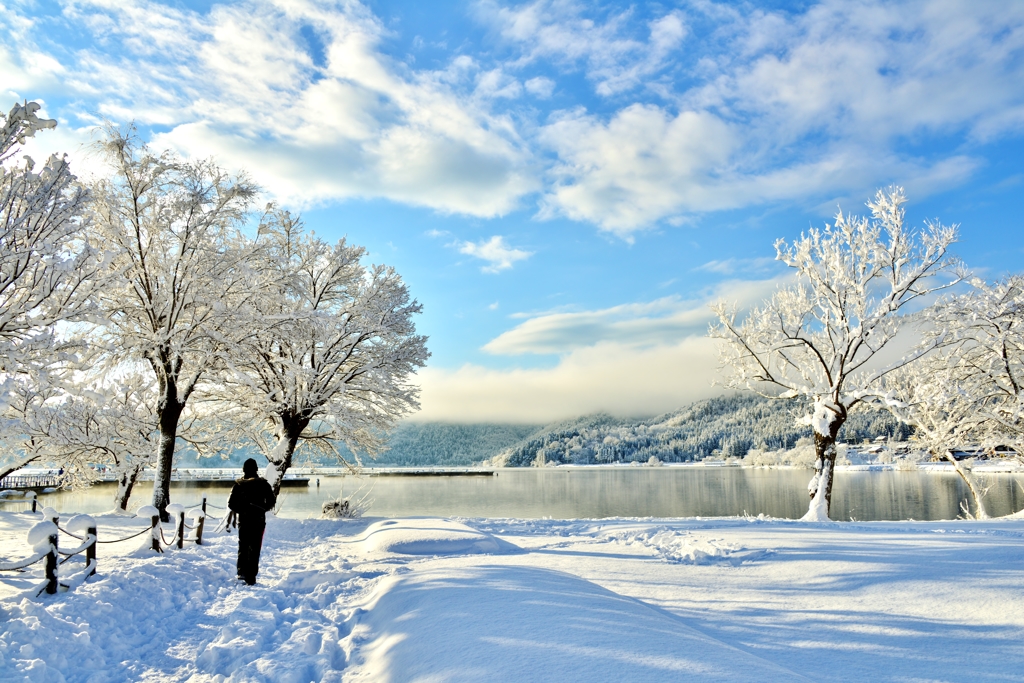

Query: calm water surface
14;467;1024;521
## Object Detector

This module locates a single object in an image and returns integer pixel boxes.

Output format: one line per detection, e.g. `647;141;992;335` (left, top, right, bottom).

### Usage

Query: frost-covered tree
928;276;1024;450
85;127;257;518
880;363;989;518
1;370;160;511
710;187;960;520
0;101;95;369
216;210;429;494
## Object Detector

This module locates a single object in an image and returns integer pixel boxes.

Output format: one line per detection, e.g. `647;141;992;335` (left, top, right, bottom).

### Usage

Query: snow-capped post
137;505;162;552
67;514;98;576
85;126;257;521
86;523;97;574
27;491;37;514
166;504;186;549
213;209;429;496
186;507;205;545
710;187;961;520
27;521;59;595
45;528;57;595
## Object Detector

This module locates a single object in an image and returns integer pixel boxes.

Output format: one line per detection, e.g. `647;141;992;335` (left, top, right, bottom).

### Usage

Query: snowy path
2;512;1024;682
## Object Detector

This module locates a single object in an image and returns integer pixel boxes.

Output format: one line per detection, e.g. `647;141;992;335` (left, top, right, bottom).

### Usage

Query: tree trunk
944;452;989;519
802;403;846;522
0;453;40;482
265;417;307;498
151;395;184;521
113;462;143;511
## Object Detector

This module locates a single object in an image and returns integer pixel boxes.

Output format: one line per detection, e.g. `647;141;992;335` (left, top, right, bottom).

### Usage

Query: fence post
166;504;185;549
136;505;163;552
152;514;162;552
44;530;57;595
202;495;207;514
86;525;97;576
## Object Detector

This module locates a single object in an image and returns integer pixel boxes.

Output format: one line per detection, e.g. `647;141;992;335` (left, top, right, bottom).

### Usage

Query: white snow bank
3;513;1024;682
344;565;807;683
358;518;518;555
599;526;771;565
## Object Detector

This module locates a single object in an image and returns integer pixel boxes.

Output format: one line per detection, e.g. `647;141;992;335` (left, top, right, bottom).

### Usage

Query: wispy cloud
458;235;533;273
695;257;779;276
478;0;687;96
485;276;788;355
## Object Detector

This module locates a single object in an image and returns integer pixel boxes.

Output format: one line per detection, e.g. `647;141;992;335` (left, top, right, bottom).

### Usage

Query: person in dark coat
228;459;277;585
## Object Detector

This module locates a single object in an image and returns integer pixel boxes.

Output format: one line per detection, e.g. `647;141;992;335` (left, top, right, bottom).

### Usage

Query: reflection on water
15;468;1024;521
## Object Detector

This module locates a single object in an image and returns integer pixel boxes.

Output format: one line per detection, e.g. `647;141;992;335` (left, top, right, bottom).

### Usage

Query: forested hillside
490;395;911;467
360;423;542;466
183;395;910;469
179;423;540;468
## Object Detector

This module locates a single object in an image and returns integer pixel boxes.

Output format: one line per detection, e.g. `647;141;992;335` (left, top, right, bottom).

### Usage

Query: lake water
10;467;1024;521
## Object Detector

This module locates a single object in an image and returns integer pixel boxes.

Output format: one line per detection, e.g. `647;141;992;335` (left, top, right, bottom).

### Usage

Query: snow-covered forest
195;396;909;469
487;395;912;467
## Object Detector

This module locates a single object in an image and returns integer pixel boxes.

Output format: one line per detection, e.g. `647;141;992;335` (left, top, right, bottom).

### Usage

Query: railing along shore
0;497;216;598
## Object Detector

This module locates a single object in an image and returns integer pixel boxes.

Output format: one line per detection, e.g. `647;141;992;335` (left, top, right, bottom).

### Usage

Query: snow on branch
709;186;961;519
1;101;98;369
710;186;961;422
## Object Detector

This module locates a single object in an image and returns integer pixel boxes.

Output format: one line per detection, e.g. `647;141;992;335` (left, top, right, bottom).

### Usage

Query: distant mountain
359;423;542;466
177;395;910;469
491;394;912;467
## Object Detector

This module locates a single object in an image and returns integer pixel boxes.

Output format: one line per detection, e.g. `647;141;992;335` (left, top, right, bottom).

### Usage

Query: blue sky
4;0;1024;422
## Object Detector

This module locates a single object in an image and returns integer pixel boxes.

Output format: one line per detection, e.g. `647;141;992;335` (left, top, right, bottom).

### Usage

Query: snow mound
344;565;806;682
602;526;770;565
277;569;354;592
359;518;518;556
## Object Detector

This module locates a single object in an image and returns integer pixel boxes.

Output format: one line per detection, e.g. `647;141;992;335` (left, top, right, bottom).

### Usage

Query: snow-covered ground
2;509;1023;682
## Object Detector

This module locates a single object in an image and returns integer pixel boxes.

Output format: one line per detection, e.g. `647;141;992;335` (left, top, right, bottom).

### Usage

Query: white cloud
475;69;523;99
7;0;538;217
458;235;533;273
413;336;721;422
479;1;688;96
7;0;1024;236
537;106;984;236
538;104;735;236
694;0;1024;144
523;0;1024;235
524;76;555;98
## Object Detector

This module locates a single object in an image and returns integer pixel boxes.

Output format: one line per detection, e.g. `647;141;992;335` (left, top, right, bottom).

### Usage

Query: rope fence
0;495;222;597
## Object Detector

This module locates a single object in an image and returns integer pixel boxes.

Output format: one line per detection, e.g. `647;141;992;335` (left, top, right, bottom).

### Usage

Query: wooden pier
0;474;61;490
